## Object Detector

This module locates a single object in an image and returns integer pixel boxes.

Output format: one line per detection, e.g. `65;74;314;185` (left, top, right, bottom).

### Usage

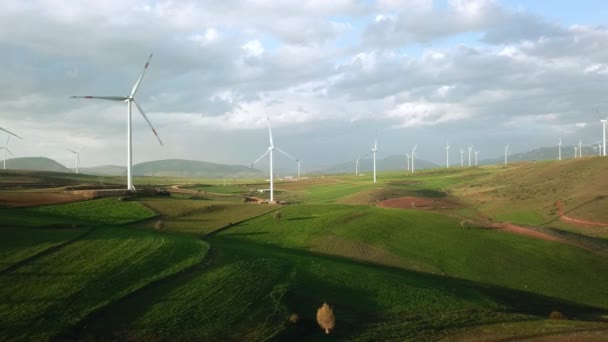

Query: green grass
0;227;209;341
32;197;157;225
219;204;608;310
0;227;87;271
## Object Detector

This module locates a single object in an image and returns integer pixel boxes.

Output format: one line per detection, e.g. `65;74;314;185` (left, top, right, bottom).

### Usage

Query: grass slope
0;227;209;341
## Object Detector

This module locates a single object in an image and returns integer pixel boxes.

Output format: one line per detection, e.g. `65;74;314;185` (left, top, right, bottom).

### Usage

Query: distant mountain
131;159;264;178
77;165;127;176
318;155;439;175
481;145;601;165
4;157;71;173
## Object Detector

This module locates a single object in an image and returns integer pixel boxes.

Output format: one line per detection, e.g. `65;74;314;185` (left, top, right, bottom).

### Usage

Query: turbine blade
133;100;163;146
0;127;22;140
251;149;270;167
67;149;77;154
70;96;127;101
5;148;13;156
267;116;274;147
275;147;297;161
130;53;153;98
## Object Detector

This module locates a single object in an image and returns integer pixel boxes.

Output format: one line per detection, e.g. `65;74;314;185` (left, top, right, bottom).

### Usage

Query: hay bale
288;313;299;324
549;311;567;320
316;302;335;334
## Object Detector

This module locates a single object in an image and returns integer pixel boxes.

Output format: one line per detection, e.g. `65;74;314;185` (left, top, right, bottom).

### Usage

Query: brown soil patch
377;196;460;210
0;191;88;208
499;223;563;243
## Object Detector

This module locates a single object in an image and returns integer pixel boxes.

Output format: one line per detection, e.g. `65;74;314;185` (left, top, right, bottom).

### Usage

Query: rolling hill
77;165;126;176
319;154;439;174
131;159;264;178
481;145;600;165
3;157;71;173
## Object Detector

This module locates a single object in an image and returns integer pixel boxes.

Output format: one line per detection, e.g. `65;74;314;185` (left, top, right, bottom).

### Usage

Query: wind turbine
474;150;479;166
71;53;162;190
67;148;84;174
0;130;22;170
460;148;464;167
574;146;578;159
558;139;562;160
411;144;418;173
251;116;297;203
371;136;378;183
406;153;411;171
468;146;473;167
504;144;509;165
602;118;607;156
445;142;450;168
579;139;583;158
297;160;301;180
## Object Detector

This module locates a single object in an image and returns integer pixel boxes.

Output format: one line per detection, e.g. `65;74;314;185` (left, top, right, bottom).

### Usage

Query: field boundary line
204;205;282;237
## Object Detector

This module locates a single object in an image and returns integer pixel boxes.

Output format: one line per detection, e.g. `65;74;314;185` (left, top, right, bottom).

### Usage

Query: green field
0;159;607;340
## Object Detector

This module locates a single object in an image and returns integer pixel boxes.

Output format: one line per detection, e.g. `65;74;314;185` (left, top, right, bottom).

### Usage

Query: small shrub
288;313;299;324
549;311;567;320
154;220;165;230
316;302;335;334
274;211;282;220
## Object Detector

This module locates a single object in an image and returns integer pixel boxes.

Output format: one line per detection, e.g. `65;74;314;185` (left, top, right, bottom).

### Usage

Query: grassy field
0;158;607;340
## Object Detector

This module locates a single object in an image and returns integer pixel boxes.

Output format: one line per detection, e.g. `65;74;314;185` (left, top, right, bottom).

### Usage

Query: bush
549;311;567;320
274;211;282;220
316;302;335;334
288;313;299;324
154;220;165;230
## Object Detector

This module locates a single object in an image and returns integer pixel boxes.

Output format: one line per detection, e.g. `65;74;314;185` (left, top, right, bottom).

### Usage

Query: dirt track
556;200;608;227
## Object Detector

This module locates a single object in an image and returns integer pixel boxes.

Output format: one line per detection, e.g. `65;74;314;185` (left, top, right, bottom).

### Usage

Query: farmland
1;158;608;340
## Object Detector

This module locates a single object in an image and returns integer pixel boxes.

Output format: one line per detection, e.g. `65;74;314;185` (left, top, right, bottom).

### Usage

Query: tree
316;302;335;334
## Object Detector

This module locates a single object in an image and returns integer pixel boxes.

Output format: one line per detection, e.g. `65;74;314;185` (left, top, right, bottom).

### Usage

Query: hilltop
2;157;71;173
481;145;600;165
132;159;264;178
319;154;439;175
77;165;126;176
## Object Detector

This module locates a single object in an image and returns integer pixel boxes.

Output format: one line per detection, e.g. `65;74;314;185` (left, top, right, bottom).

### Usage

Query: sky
1;0;608;172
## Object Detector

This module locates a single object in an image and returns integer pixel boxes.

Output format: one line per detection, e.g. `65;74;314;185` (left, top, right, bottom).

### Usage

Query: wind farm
2;1;608;341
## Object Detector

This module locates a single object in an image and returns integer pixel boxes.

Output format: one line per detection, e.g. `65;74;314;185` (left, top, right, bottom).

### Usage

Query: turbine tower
67;148;83;174
558;139;562;160
445;142;450;168
602;118;607;156
0;129;22;170
460;148;464;167
468;145;473;167
504;144;509;165
579;139;583;158
355;156;360;176
411;144;418;173
371;136;378;183
574;146;578;159
297;160;301;180
474;150;479;166
71;54;162;190
251;116;297;203
406;153;411;171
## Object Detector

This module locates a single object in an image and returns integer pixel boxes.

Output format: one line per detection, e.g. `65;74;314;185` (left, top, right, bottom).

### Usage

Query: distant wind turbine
355;156;361;176
504;144;509;165
474;150;479;166
71;53;162;190
251;116;297;203
411;144;418;173
468;145;473;167
67;148;84;174
297;160;301;180
558;139;562;161
371;136;378;183
460;148;464;167
579;139;583;158
574;146;578;159
445;142;450;168
0;130;21;170
602;118;607;156
406;153;411;171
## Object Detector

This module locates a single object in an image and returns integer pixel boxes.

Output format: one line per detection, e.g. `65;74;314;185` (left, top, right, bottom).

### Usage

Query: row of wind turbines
2;54;608;200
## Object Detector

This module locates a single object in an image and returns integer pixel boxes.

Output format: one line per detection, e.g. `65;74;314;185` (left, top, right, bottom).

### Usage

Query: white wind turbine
445;142;450;168
297;160;301;180
579;139;583;158
602;118;607;156
468;145;473;167
460;148;464;167
474;150;479;166
504;144;509;165
371;136;378;183
558;139;562;160
251;116;297;203
67;148;84;174
71;54;162;190
406;153;411;171
0;129;22;170
411;144;418;173
574;146;578;159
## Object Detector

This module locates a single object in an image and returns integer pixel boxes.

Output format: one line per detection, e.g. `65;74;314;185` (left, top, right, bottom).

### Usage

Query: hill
481;145;600;165
77;165;126;176
3;157;71;173
319;154;439;174
132;159;264;178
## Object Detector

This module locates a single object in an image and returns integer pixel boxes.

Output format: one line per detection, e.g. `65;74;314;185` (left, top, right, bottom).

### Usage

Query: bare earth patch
557;200;608;227
0;191;88;208
377;196;460;210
